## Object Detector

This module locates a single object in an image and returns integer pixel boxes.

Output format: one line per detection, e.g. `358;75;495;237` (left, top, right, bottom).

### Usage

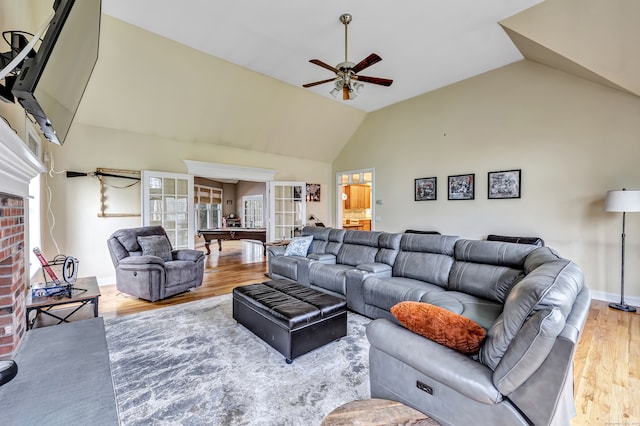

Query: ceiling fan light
348;86;358;100
353;81;364;93
329;87;340;98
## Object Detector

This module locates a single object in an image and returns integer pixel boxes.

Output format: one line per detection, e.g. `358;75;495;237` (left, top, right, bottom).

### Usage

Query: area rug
104;294;372;425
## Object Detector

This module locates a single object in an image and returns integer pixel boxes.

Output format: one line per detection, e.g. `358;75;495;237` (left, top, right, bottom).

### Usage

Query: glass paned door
243;195;264;228
142;171;194;249
269;182;306;241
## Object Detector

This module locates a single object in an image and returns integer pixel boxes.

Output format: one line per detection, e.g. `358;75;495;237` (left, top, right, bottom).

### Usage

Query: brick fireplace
0;119;46;357
0;195;26;357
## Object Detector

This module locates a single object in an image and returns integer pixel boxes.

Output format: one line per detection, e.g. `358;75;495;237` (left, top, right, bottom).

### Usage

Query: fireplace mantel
0;118;46;197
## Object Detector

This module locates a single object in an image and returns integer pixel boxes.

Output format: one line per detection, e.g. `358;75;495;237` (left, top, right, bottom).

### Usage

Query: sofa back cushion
478;247;584;370
375;233;402;266
448;240;537;303
108;226;168;265
111;225;167;254
326;229;346;256
301;226;331;255
336;230;383;266
392;234;458;287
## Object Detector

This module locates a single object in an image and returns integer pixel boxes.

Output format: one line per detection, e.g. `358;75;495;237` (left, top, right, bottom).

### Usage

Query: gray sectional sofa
267;226;590;426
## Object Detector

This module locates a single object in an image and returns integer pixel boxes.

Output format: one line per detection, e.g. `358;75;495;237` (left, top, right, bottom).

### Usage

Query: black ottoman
232;279;347;363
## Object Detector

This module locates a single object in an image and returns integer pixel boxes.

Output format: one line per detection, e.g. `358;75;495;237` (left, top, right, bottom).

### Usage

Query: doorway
336;168;374;231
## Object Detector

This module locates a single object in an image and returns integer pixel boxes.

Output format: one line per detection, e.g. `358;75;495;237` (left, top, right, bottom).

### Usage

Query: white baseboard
97;275;115;286
589;290;640;308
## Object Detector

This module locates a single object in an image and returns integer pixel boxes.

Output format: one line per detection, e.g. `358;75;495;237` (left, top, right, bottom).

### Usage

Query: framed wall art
415;177;437;201
306;183;321;202
488;169;521;199
448;174;475;200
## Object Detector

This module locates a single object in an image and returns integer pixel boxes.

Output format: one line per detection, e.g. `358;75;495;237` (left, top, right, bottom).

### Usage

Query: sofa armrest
357;262;392;276
173;249;204;262
118;255;165;267
307;253;336;264
366;318;501;405
267;246;287;258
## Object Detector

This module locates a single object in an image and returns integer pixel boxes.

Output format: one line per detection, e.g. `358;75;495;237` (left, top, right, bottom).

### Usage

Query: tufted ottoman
232;279;347;363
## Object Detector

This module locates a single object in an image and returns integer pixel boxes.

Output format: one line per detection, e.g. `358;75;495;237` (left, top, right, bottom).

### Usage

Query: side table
321;398;440;425
25;276;101;330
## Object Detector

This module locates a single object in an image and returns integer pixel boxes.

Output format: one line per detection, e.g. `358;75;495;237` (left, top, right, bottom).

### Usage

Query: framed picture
488;169;521;199
306;183;321;202
415;177;437;201
448;174;475;200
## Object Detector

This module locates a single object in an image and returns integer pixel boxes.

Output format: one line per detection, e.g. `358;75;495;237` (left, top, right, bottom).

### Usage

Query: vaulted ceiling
67;0;638;163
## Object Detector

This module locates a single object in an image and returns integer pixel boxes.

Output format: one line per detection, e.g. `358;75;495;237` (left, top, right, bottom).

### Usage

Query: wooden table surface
321;398;439;426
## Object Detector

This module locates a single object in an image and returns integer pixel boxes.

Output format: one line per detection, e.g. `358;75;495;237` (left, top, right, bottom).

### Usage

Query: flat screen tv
12;0;101;145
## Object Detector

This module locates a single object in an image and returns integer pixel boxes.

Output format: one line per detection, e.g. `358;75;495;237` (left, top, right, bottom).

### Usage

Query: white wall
334;60;640;302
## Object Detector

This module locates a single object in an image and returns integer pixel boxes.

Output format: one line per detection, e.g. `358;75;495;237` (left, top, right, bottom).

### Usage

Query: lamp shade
605;189;640;212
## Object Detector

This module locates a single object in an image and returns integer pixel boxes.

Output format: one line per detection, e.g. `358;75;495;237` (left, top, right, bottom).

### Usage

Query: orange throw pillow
391;301;486;354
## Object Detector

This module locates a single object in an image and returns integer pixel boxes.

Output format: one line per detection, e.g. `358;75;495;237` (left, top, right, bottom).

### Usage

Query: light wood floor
98;240;639;425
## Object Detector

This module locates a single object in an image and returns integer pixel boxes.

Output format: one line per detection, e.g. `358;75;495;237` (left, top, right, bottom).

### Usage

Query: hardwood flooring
97;240;639;425
99;240;267;320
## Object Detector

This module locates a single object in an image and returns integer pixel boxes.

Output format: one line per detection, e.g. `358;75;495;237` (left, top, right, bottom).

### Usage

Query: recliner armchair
107;226;205;302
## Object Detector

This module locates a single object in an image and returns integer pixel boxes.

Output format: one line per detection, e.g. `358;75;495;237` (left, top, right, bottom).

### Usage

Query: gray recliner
107;226;205;302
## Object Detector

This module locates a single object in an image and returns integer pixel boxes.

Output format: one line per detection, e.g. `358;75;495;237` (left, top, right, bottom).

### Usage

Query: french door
141;171;194;249
268;182;306;241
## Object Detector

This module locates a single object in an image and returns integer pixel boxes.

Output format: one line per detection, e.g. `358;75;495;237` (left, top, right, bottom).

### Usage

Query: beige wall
44;123;333;283
334;60;640;301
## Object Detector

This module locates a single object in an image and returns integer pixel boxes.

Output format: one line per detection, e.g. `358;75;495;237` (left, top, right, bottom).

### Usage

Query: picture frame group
414;169;521;201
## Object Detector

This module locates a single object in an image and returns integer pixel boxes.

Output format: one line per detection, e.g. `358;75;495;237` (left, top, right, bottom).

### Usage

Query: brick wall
0;194;26;357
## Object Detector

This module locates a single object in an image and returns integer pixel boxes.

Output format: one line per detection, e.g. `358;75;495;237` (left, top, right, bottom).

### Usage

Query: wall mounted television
12;0;101;145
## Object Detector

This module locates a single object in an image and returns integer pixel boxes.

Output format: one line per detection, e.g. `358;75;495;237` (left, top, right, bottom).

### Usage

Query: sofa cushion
326;229;346;256
375;232;402;266
301;226;331;254
420;291;503;331
454;239;536;269
336;231;382;266
363;277;445;312
448;262;524;304
478;250;584;369
449;240;538;303
137;235;173;261
493;308;565;395
392;234;458;287
112;225;166;253
308;263;353;296
284;236;313;257
391;301;486;354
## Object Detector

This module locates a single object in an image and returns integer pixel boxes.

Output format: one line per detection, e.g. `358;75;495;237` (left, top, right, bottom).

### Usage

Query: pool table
198;228;267;255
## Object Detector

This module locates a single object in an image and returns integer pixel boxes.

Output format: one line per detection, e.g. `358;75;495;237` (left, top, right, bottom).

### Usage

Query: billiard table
198;228;267;255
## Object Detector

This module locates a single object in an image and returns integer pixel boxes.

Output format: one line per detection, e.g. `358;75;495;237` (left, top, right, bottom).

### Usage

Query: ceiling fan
303;13;393;101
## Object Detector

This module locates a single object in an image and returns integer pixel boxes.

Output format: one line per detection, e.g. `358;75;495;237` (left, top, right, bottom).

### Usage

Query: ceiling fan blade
309;59;341;75
351;53;382;74
343;85;349;100
302;78;338;88
355;75;393;87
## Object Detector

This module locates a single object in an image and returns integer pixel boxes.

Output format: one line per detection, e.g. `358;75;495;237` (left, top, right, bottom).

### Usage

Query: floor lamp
605;188;640;312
